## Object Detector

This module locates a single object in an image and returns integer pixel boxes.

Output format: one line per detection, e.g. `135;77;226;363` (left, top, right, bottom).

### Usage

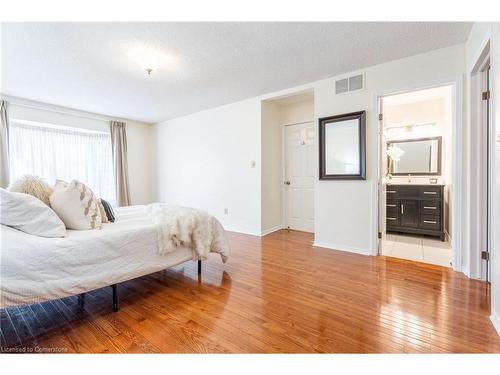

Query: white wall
155;45;465;253
280;100;314;125
2;96;155;205
465;22;500;334
126;119;156;205
153;98;262;235
261;101;283;234
313;45;465;254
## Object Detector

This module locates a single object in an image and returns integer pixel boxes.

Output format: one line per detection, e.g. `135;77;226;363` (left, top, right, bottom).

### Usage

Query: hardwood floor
1;230;499;353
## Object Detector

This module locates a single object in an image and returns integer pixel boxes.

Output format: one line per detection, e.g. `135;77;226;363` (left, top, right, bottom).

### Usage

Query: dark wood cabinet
400;199;419;228
386;185;445;241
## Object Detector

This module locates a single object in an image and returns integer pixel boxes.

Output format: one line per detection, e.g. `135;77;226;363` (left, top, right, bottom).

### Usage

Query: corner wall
153;98;262;235
313;45;465;254
261;101;283;234
154;44;466;253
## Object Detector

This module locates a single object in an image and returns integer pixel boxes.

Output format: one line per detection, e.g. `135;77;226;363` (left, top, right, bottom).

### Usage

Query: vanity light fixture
385;122;437;139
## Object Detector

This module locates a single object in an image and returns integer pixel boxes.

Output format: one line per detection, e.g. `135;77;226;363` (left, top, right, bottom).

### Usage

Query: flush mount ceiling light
127;44;176;76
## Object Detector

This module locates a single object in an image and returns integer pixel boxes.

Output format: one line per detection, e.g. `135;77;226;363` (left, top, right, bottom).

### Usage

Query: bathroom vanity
386;184;445;241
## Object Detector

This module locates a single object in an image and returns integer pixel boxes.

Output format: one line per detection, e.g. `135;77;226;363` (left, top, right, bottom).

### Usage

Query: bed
0;205;230;310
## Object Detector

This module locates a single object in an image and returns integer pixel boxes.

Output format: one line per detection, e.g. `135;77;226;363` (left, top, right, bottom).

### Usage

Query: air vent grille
335;78;348;94
335;73;364;95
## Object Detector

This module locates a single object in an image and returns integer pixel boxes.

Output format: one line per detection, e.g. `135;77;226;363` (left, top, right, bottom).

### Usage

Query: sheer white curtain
9;121;115;203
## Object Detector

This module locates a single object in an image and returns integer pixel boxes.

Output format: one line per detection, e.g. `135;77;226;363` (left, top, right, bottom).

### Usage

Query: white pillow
0;188;66;237
49;180;102;230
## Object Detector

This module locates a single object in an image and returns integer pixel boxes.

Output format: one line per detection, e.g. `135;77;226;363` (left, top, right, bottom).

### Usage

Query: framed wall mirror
319;111;366;180
386;136;442;175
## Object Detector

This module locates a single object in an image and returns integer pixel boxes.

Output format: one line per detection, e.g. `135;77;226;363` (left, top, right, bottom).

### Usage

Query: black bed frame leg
78;293;85;309
111;284;118;312
198;260;202;275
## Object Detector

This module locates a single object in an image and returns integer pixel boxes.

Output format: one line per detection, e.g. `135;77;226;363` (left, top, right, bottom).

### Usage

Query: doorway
377;85;455;267
260;90;315;236
284;121;315;232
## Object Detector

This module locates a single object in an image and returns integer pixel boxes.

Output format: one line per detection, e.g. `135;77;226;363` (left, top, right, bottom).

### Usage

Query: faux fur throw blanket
149;203;230;263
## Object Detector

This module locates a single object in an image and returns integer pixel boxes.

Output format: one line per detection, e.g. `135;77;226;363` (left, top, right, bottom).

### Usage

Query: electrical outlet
250;160;256;168
224;208;228;215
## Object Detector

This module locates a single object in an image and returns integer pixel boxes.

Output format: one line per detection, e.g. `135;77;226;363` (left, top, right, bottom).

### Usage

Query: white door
284;122;315;233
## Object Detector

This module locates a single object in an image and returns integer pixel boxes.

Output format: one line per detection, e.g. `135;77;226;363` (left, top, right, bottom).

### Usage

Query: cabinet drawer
397;186;419;198
386;216;400;226
420;200;440;214
419;187;441;199
420;214;440;230
386;206;399;216
386;187;398;196
387;186;420;198
386;199;399;216
386;198;398;206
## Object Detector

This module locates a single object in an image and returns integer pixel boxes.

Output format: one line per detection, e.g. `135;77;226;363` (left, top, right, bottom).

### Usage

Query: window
9;120;115;204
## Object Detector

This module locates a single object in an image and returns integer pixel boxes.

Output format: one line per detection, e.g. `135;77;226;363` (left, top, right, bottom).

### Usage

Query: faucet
408;174;412;184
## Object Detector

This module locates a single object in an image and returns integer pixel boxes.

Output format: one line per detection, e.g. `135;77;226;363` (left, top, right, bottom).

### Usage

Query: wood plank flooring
1;230;499;353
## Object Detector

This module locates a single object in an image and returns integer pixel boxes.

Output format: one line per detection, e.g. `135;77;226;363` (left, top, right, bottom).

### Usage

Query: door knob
284;181;291;185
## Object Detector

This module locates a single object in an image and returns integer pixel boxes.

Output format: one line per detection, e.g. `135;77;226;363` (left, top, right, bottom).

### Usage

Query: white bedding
0;205;230;308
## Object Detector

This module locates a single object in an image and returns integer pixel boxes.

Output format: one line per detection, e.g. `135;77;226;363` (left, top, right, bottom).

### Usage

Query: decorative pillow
97;199;109;224
0;188;66;237
100;198;115;223
8;175;54;206
49;180;102;230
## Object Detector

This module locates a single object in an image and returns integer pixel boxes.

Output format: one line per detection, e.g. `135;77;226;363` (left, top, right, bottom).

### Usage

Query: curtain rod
6;100;113;123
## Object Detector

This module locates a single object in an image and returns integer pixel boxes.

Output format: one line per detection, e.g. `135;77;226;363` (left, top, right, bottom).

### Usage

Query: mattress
0;205;195;308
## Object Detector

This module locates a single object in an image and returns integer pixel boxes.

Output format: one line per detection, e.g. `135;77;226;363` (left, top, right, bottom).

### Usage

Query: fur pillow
8;175;53;206
49;180;102;230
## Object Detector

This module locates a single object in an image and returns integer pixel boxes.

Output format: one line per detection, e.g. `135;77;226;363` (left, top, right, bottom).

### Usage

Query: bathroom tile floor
381;233;452;267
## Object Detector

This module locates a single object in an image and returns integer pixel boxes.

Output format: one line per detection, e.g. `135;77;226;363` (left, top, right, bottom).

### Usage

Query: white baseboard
222;226;261;237
491;309;500;336
260;225;283;237
313;241;371;256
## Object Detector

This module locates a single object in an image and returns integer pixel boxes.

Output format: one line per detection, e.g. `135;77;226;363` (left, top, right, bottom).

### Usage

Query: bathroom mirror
319;111;366;180
387;136;442;175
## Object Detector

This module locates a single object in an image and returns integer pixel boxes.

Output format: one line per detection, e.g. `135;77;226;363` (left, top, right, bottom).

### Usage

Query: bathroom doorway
377;85;454;267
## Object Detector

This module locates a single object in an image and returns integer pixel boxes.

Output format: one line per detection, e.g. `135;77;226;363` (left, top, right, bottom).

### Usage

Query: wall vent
335;73;365;95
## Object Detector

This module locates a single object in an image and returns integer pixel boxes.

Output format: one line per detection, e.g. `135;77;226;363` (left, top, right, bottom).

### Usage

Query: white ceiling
1;22;472;123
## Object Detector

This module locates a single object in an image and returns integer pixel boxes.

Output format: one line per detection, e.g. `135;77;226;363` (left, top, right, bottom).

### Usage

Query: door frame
469;41;492;281
373;77;463;273
282;120;315;232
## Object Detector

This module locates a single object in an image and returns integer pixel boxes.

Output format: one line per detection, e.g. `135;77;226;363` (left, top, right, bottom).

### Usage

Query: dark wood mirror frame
319;110;366;180
386;136;442;176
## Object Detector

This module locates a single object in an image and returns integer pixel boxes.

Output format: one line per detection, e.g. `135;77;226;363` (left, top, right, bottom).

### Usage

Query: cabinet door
400;199;419;228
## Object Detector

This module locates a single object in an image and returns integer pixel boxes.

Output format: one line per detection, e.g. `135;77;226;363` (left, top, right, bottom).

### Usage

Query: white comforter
0;205;230;308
